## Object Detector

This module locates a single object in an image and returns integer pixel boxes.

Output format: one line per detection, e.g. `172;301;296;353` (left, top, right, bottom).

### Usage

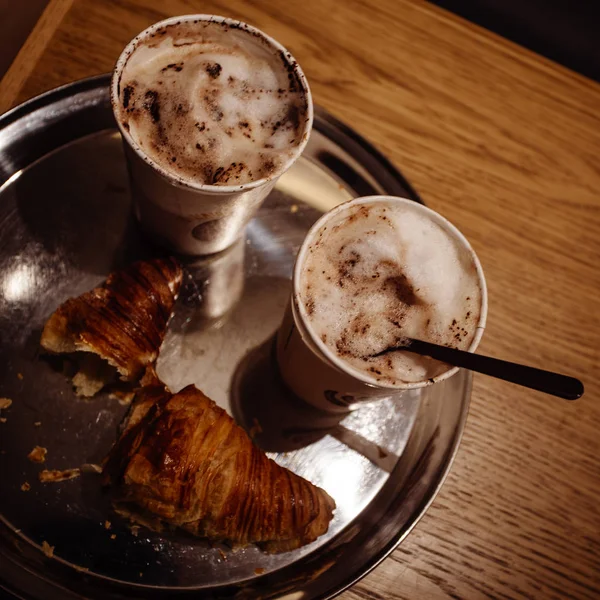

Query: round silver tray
0;75;471;599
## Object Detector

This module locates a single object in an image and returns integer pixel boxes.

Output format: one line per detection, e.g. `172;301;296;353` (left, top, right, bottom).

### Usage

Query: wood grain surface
0;0;73;113
1;0;599;598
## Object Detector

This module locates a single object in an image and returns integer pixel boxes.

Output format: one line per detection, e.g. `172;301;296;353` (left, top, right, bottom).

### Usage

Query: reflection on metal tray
0;74;471;600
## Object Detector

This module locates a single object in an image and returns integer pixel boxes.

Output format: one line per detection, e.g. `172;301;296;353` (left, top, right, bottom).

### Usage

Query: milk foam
115;19;308;186
300;201;482;385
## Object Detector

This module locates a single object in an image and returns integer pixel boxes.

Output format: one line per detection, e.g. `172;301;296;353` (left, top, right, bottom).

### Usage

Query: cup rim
293;195;489;390
110;14;313;194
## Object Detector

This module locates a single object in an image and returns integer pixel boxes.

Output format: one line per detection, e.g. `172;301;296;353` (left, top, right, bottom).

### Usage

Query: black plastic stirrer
372;339;584;400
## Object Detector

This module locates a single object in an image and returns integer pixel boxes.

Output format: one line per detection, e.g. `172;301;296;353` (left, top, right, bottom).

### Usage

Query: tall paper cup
111;15;313;255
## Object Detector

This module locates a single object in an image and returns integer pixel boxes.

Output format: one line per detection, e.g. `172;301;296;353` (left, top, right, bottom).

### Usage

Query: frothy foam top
299;201;483;385
115;19;309;186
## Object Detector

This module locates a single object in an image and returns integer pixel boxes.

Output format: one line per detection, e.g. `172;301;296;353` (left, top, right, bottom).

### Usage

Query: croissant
40;257;183;396
104;383;336;552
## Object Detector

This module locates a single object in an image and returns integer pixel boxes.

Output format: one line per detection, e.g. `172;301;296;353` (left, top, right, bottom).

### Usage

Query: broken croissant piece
40;257;183;396
104;383;336;552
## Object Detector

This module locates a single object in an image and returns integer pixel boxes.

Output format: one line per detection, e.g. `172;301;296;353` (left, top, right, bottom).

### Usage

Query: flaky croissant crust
104;383;336;552
40;257;183;381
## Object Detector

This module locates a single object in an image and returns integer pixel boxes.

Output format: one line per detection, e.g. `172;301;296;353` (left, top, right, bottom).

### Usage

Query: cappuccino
298;199;484;386
114;18;309;187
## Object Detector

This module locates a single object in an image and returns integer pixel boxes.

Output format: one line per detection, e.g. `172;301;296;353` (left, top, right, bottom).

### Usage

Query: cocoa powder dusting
117;19;308;185
205;62;222;78
143;90;160;123
383;274;422;306
161;62;183;72
122;85;134;109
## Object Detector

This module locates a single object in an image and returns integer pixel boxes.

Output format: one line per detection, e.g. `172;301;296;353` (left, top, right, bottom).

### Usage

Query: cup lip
110;14;313;195
293;195;489;390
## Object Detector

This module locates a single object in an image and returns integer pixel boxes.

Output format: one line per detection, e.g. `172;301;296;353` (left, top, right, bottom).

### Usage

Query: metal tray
0;75;471;600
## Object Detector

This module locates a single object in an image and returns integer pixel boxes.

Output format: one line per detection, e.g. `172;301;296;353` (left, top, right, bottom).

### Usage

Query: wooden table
2;0;599;598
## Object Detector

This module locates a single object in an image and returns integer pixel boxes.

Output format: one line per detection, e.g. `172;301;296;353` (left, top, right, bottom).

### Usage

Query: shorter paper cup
111;15;313;255
276;196;488;413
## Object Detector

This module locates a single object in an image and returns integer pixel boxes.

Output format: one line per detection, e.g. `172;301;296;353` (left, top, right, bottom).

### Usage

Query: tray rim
0;75;471;600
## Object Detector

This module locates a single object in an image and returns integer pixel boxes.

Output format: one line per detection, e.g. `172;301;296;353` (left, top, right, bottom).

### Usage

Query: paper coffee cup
276;196;488;413
111;15;313;256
